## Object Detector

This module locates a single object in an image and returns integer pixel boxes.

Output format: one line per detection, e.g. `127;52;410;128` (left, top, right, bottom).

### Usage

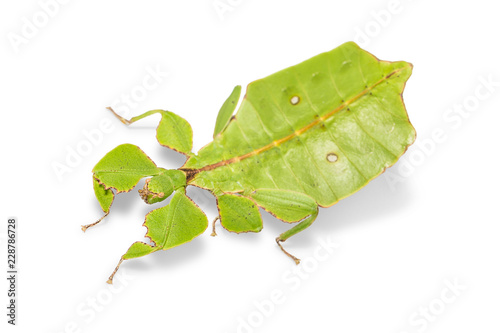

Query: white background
1;1;499;332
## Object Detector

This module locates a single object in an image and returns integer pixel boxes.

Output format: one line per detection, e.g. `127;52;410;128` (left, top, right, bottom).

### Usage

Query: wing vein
261;79;338;200
233;118;279;189
324;57;369;180
245;99;308;192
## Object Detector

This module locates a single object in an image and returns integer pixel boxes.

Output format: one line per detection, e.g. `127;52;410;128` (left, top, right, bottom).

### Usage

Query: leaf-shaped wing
184;42;416;207
213;85;241;138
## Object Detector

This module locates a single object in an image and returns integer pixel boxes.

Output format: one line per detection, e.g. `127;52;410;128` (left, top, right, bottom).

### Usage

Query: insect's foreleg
276;210;318;264
107;108;194;155
107;107;163;125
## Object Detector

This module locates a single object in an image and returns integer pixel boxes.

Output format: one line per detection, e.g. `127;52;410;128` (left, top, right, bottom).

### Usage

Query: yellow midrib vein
189;65;407;174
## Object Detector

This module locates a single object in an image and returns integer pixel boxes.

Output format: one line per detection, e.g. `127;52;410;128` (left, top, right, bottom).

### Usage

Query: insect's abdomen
184;42;415;207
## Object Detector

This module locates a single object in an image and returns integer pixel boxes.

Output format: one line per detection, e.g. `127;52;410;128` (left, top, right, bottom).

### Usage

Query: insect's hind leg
276;209;318;264
247;188;319;265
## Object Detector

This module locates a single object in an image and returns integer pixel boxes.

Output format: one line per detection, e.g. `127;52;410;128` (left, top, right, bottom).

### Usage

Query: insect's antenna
107;258;124;284
81;212;109;232
107;107;163;125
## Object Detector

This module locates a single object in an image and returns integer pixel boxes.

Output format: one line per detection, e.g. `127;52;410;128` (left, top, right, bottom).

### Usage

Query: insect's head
138;169;187;204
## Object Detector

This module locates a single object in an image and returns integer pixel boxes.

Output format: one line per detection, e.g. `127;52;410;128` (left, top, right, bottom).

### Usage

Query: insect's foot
107;258;124;284
275;237;301;265
210;216;220;237
82;212;109;232
107;107;131;125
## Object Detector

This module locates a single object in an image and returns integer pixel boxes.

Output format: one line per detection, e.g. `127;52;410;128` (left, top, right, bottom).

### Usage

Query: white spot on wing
326;153;338;163
290;96;300;105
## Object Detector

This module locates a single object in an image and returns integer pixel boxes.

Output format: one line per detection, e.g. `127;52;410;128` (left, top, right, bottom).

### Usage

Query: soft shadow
124;126;157;129
186;186;218;216
117;186;219;276
123;237;206;275
153;145;188;170
261;173;414;246
317;173;414;231
106;165;414;268
110;184;145;212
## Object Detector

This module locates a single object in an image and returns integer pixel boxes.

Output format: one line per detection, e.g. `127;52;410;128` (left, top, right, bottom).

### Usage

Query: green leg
107;107;164;125
247;188;319;264
276;209;318;264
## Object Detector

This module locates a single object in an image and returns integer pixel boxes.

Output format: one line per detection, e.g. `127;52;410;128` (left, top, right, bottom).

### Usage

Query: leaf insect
83;42;416;283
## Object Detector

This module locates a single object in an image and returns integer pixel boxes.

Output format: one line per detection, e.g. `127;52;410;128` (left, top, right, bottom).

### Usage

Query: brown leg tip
106;107;130;125
82;212;109;232
107;258;123;285
210;217;219;237
276;237;301;264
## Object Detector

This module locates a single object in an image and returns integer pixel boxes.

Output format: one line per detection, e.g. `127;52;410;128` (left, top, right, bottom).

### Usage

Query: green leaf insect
84;42;416;283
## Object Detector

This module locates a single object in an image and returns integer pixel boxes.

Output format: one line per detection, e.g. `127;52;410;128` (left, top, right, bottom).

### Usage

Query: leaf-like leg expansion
216;194;262;233
107;107;193;155
211;216;220;237
248;189;319;264
276;210;318;264
86;177;115;231
88;144;161;232
249;189;318;223
82;212;109;232
139;170;186;204
107;241;159;284
93;144;162;192
107;190;208;283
